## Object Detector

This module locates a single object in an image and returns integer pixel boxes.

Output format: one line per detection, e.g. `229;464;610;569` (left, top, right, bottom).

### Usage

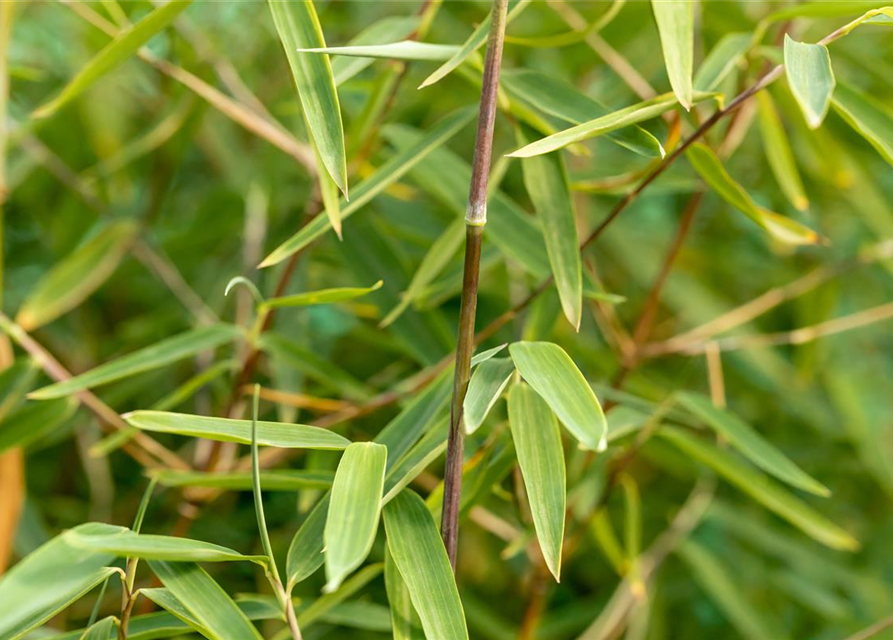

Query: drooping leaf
33;1;192;118
516;123;582;329
0;523;126;640
262;281;382;310
463;357;515;434
686;143;822;245
259;106;475;268
652;0;694;110
509;342;607;451
784;35;835;129
268;0;348;196
331;16;420;85
148;561;264;640
757;91;809;211
69;531;267;564
124;411;350;449
78;616;116;640
383;490;468;640
301;41;458;61
677;392;829;497
16;221;138;330
151;468;334;491
507;383;566;581
0;397;77;453
694;33;753;93
658;427;858;550
29;324;242;400
832;81;893;167
324;442;388;592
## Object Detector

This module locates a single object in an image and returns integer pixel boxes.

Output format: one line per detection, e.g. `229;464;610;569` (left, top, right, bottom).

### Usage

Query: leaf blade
463;357;515;434
652;0;694;110
784;35;835;129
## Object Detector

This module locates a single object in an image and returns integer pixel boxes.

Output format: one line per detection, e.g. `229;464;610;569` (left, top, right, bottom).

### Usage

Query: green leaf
677;392;829;496
268;0;348;196
0;397;77;453
385;549;416;640
767;1;891;22
783;35;835;129
301;41;458;61
331;17;420;85
509;342;607;451
677;540;787;640
658;427;858;550
463;357;515;434
298;563;383;628
124;411;350;449
507;92;713;158
832;82;893;167
79;616;117;640
516;123;582;329
0;523;126;640
383;490;468;640
757;91;809;211
694;33;753;93
148;561;264;640
507;383;566;581
151;468;334;491
324;442;388;592
287;495;331;589
652;0;694;110
686;143;822;245
29;324;242;400
259;106;475;268
501;69;665;158
68;531;267;564
16;221;138;330
33;1;192;118
262;281;382;310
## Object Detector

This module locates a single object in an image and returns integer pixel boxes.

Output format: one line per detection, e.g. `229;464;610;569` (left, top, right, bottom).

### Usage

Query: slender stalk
440;0;508;571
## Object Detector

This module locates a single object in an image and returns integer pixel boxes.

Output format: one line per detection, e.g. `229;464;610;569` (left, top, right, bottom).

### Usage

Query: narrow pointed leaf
516;124;582;329
383;490;468;640
260;107;474;268
268;0;348;196
332;17;419;85
677;392;829;496
784;35;835;129
0;397;77;453
298;564;383;628
659;427;858;550
385;548;416;640
324;442;387;592
302;41;458;61
69;531;267;564
757;91;809;211
16;221;138;330
832;82;893;167
125;411;349;449
79;616;116;640
148;561;263;640
151;468;334;491
694;33;753;92
262;281;382;310
463;357;515;435
509;342;607;451
686;143;822;245
0;523;127;640
33;1;192;118
652;0;694;110
29;324;242;400
507;383;566;581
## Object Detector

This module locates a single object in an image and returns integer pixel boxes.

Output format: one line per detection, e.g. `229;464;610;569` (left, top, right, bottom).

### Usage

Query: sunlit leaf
302;41;458;61
298;563;383;628
69;531;267;564
385;548;416;640
652;0;694;110
331;17;420;85
262;280;382;310
784;35;835;129
79;616;116;640
832;81;893;167
151;468;334;491
463;357;515;435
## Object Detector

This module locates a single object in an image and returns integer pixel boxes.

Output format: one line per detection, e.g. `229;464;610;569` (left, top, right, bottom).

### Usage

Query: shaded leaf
757;91;809;211
0;397;77;453
507;383;566;581
694;33;752;93
784;35;835;129
463;357;515;434
832;82;893;167
69;531;267;564
298;563;383;628
652;0;694;110
262;281;382;310
79;616;116;640
151;468;334;491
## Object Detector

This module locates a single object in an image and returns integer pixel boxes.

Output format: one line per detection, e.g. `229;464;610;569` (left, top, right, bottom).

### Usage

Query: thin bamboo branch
842;616;893;640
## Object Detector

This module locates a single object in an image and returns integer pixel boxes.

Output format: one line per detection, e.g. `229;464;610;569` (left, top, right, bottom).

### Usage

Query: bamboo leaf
268;0;348;196
331;17;420;85
324;442;388;592
784;35;835;129
0;397;77;453
33;1;192;118
16;221;138;330
262;281;382;310
507;92;713;158
148;561;264;640
79;616;116;640
302;41;459;61
516;123;582;329
260;106;475;268
298;563;383;628
69;531;267;564
0;523;126;640
694;33;752;92
29;324;242;400
767;1;891;22
652;0;694;110
385;548;416;640
686;143;822;245
832;82;893;167
507;383;566;581
677;392;829;496
659;427;858;550
509;342;607;451
757;91;809;211
124;411;350;449
151;469;334;491
383;490;468;640
463;357;515;435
